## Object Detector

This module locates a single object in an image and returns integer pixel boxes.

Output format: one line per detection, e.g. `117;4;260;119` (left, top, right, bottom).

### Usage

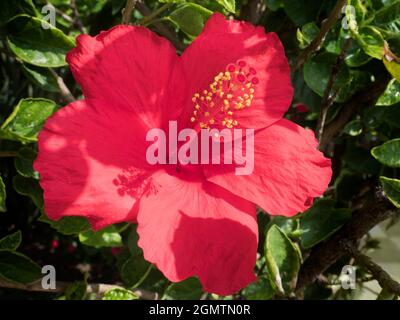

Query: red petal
204;119;332;216
66;25;184;130
179;13;293;130
137;171;257;295
34;100;156;230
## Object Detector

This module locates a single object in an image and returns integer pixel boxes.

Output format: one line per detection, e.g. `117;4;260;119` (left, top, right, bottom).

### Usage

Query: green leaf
216;0;235;13
380;176;400;208
299;200;351;249
65;281;87;300
0;231;22;251
354;26;385;59
39;215;91;235
376;79;400;106
163;277;203;300
0;0;36;26
22;64;60;93
103;288;138;300
264;225;301;296
121;255;152;288
0;250;41;284
375;1;400;35
343;119;363;136
14;147;39;179
345;41;372;67
371;138;400;167
304;52;370;103
168;3;212;37
12;175;43;209
79;225;123;248
268;216;299;237
6;15;75;67
281;0;321;26
296;22;319;49
383;57;400;81
0;98;58;143
241;276;275;300
0;176;6;212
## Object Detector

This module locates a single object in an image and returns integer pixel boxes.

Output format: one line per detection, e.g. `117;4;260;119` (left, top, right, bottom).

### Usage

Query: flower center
190;60;259;130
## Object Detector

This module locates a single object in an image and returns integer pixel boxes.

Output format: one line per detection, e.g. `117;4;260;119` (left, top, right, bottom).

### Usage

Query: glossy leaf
22;65;60;93
371;138;400;167
12;175;43;209
14;147;39;179
264;225;301;295
343;119;363;136
163;277;203;300
376;79;400;106
241;276;275;300
79;225;123;248
121;255;152;288
168;3;212;37
103;288;138;300
0;250;41;284
0;231;22;251
6;15;75;67
39;215;91;235
380;176;400;208
299;200;351;249
0;98;58;144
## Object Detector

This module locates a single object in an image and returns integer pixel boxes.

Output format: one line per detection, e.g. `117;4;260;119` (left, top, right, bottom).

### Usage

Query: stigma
190;60;259;129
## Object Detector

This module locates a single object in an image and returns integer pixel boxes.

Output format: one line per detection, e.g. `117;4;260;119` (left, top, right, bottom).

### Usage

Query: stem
49;69;75;104
0;278;159;300
122;0;138;25
295;188;399;297
344;245;400;296
137;3;172;26
293;0;348;71
70;0;87;34
316;38;352;143
0;151;18;158
136;2;185;52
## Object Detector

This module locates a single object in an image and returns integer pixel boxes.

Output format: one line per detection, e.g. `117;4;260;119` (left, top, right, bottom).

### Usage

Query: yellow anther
204;111;210;117
249;88;255;94
190;117;196;122
195;104;200;110
209;119;215;124
227;111;233;115
223;99;229;106
227;94;233;99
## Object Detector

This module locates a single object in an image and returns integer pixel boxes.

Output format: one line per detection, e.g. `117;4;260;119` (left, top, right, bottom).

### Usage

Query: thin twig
316;38;352;143
319;73;390;149
136;2;185;52
295;188;398;297
0;278;159;300
293;0;348;71
49;69;75;104
70;0;86;34
137;3;172;26
344;245;400;296
0;151;18;157
122;0;138;25
54;8;74;23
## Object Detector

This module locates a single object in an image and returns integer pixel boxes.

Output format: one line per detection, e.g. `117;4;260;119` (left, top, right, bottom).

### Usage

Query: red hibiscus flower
34;13;331;295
